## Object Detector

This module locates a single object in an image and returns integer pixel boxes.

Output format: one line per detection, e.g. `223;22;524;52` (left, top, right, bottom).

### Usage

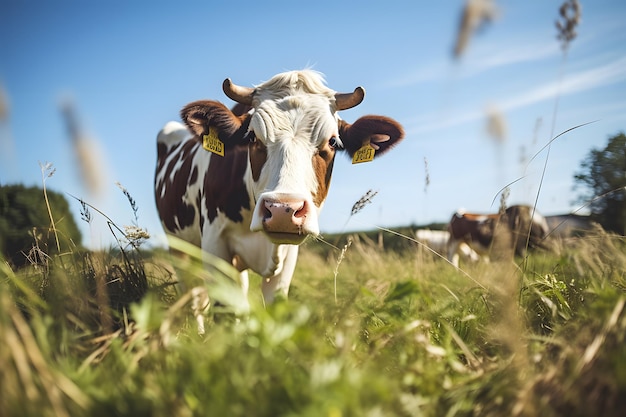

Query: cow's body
155;70;404;328
415;229;480;262
447;205;549;267
415;229;450;254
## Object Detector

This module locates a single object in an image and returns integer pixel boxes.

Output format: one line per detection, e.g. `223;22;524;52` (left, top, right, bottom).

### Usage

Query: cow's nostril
293;201;307;218
263;202;273;220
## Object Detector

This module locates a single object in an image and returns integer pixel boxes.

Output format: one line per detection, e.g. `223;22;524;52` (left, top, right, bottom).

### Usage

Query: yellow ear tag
352;143;375;164
202;127;225;157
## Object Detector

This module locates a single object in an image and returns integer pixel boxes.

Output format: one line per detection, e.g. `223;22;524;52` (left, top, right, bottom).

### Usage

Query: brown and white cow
415;229;480;262
155;70;404;322
446;205;549;267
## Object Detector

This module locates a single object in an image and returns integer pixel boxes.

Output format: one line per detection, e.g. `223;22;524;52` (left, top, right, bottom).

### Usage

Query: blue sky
1;1;625;248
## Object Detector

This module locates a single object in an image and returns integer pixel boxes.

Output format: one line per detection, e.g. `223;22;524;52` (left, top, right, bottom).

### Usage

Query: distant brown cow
447;205;549;266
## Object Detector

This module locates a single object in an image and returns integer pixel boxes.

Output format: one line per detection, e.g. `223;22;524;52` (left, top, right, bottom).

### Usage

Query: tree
574;132;626;235
0;184;82;267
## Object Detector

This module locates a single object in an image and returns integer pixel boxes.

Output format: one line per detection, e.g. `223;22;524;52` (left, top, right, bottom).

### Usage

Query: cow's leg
234;269;251;316
186;239;238;334
239;269;250;298
193;270;250;333
162;244;211;334
261;245;299;304
447;239;461;268
190;286;210;335
460;242;481;263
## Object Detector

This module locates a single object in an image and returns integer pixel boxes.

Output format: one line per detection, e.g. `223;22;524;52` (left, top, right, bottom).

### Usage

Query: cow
415;229;480;262
415;229;450;255
155;70;404;330
446;205;549;267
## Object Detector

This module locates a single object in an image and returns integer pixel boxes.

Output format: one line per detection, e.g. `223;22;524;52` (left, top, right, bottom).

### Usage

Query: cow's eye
329;136;341;149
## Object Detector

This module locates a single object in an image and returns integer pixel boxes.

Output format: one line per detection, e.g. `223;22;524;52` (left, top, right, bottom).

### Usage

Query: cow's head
180;70;404;245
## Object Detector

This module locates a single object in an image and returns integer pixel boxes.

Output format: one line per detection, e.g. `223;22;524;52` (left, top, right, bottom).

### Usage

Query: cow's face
181;70;404;245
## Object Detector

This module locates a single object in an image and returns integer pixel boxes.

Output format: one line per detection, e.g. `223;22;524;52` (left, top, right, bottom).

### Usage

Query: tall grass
2;214;624;416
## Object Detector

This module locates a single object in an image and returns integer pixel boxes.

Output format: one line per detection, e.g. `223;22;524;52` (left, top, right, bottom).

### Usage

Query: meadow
2;218;625;417
4;2;623;415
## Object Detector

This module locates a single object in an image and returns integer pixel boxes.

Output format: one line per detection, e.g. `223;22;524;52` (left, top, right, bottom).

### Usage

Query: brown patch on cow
203;144;251;223
312;139;337;206
461;213;499;221
449;212;513;262
157;142;168;169
249;138;267;182
449;213;499;248
155;139;200;232
189;165;198;185
196;191;204;231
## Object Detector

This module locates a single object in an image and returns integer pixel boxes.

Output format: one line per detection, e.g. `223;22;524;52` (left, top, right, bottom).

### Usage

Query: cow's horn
222;78;254;105
335;87;365;110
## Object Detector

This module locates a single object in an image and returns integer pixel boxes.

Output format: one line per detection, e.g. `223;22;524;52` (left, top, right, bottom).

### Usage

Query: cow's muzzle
250;193;319;244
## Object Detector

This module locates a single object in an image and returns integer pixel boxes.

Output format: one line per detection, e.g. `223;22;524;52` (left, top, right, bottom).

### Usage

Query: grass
2;221;625;417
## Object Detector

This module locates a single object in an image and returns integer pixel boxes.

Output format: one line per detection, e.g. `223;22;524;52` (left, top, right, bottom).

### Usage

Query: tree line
0;184;82;267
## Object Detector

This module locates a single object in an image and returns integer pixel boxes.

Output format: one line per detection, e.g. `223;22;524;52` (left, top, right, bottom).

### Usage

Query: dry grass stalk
577;297;625;374
0;82;8;122
116;182;139;224
39;162;61;253
115;182;151;247
423;157;430;193
333;237;353;304
350;189;378;216
60;99;107;197
454;0;498;58
3;293;91;416
95;267;113;335
74;138;107;196
485;104;507;143
498;187;510;215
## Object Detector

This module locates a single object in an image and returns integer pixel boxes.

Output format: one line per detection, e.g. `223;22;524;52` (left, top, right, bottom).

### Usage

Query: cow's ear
338;116;404;158
180;100;248;144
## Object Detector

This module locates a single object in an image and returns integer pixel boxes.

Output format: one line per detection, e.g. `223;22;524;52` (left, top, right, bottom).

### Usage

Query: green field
2;226;625;416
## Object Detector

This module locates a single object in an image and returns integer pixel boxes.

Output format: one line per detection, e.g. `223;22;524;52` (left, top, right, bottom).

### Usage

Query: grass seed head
486;104;508;143
454;0;498;58
0;82;9;122
123;225;150;248
60;99;107;197
351;189;378;216
498;187;510;215
116;181;139;225
556;0;582;51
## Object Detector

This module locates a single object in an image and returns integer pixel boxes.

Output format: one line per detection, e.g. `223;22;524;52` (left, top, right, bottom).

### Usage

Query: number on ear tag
352;144;375;164
203;127;224;157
